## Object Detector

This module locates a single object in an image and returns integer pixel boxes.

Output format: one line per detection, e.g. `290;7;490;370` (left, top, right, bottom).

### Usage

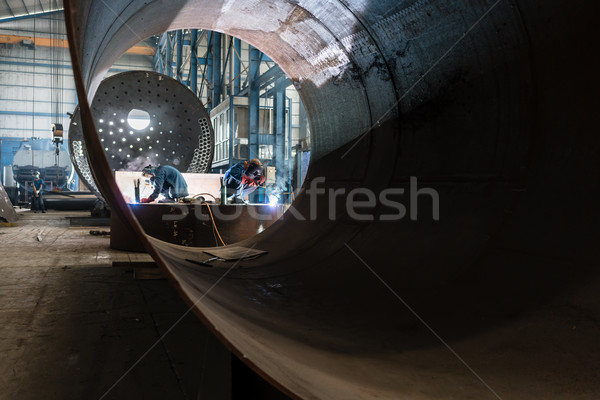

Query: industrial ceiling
0;0;63;22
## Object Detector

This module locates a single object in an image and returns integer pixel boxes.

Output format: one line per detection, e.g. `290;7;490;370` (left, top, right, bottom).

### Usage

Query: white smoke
122;155;160;171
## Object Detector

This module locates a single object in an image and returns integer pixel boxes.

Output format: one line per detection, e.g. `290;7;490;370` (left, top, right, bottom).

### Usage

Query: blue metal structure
176;30;183;82
152;30;304;196
189;29;198;92
166;33;173;77
233;38;241;95
273;78;286;187
211;32;221;109
248;45;261;161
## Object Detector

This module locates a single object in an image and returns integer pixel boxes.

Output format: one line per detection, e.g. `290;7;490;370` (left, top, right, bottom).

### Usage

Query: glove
242;174;265;187
140;197;153;203
241;174;256;186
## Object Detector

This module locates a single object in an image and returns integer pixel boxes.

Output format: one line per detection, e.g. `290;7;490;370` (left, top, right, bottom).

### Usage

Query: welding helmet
142;165;155;177
244;159;263;180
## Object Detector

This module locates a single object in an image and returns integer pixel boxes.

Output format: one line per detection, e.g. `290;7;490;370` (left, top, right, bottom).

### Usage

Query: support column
298;99;308;142
228;95;234;168
190;29;198;95
154;33;167;74
287;96;293;194
212;32;222;109
233;38;241;95
227;37;233;97
165;33;172;78
273;78;286;191
248;46;261;160
221;38;232;98
206;32;213;111
176;30;183;82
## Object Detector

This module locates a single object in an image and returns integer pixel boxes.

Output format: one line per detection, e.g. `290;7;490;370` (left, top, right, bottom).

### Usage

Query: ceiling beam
0;33;155;55
2;0;15;17
0;8;61;24
20;0;30;14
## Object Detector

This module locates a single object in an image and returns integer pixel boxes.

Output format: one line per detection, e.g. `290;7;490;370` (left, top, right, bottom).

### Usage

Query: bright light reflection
128;108;151;130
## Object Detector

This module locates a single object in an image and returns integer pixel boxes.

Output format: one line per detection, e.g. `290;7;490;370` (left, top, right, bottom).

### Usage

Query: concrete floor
0;210;226;400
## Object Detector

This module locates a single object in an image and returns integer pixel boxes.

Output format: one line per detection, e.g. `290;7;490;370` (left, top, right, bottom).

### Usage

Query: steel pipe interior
64;1;599;399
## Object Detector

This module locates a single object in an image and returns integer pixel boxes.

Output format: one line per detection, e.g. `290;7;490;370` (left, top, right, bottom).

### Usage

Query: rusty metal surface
0;182;17;223
64;1;600;399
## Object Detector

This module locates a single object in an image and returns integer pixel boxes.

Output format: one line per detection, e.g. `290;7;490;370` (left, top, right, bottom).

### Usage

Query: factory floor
0;210;255;400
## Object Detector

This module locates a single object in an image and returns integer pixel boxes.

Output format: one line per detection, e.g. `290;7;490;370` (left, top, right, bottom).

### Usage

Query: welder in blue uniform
221;158;265;203
140;165;189;203
31;171;46;213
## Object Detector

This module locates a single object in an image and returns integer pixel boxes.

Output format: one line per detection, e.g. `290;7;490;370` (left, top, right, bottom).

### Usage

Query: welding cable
202;201;226;246
192;193;217;202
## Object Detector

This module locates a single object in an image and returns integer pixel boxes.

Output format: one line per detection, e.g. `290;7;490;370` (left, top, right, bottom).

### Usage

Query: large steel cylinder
64;1;599;399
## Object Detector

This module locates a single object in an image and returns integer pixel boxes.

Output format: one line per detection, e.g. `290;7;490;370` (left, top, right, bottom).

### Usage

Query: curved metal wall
64;1;599;399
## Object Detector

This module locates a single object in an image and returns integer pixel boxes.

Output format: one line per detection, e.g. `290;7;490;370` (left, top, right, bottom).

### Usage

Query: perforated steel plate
69;71;214;197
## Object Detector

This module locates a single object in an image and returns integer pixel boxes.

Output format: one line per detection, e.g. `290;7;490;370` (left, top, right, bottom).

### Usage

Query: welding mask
142;165;155;178
245;162;263;181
